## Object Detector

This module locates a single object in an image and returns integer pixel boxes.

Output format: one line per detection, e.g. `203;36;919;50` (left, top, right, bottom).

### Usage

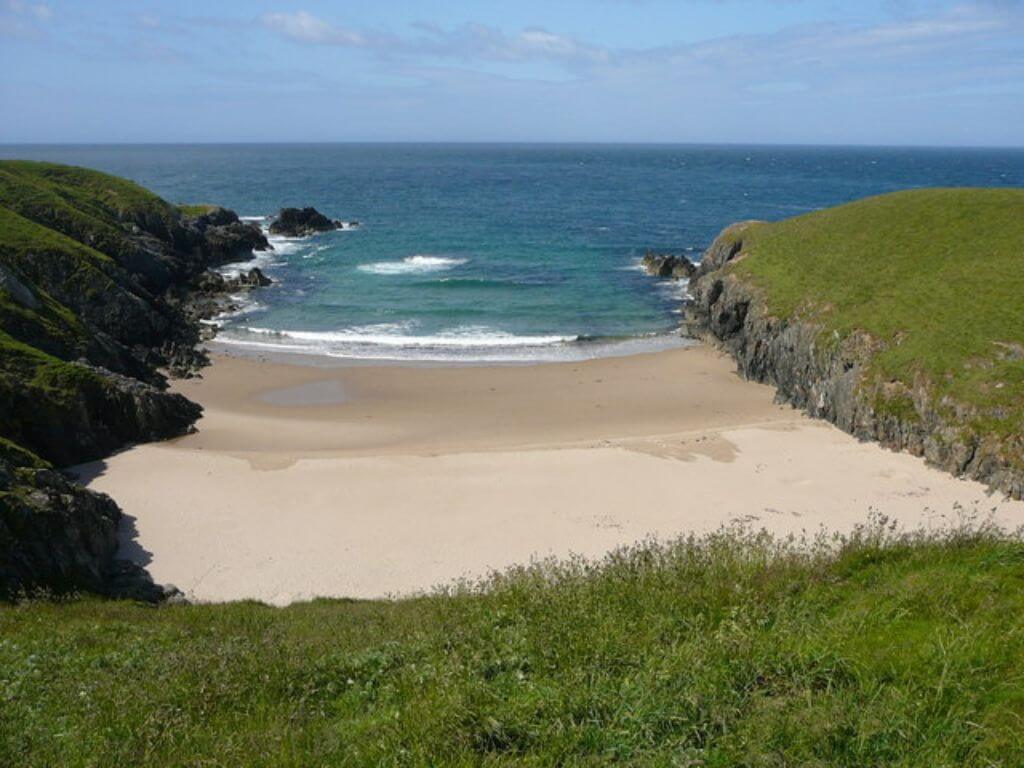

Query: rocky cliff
0;161;272;599
686;192;1024;500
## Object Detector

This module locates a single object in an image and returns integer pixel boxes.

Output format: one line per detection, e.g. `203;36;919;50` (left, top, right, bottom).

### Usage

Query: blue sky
1;0;1022;145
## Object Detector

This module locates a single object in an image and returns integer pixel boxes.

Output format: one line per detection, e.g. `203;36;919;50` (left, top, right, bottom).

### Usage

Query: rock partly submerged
641;251;697;280
184;205;272;265
269;206;351;237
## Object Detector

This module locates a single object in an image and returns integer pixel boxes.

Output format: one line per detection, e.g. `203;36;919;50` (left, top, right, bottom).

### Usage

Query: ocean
3;143;1022;363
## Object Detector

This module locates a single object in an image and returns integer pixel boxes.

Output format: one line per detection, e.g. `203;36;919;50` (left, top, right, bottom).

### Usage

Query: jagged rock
181;206;271;267
235;267;273;288
0;459;184;602
692;221;761;280
162;342;210;379
166;268;272;328
0;360;201;468
641;252;697;279
1;459;120;599
269;207;342;237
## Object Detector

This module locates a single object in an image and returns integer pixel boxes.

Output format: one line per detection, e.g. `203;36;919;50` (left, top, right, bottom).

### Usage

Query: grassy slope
0;161;184;468
0;160;180;261
729;189;1024;443
0;205;131;463
3;528;1024;766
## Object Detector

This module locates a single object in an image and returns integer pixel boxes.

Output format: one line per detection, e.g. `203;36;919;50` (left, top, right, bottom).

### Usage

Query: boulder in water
641;252;697;279
269;207;343;237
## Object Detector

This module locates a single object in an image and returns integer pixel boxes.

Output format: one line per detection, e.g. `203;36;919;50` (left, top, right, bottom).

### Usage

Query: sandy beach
76;346;1024;605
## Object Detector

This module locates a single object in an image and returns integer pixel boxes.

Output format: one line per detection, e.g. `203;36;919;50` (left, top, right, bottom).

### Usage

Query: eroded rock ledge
685;224;1023;500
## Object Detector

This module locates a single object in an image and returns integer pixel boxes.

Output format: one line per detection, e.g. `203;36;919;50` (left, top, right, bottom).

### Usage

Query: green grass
0;206;134;362
0;160;180;255
3;524;1024;766
176;203;217;218
728;188;1024;445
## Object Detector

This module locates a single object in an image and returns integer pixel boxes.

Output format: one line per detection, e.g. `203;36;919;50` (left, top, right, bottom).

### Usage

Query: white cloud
0;0;52;37
260;11;366;47
257;2;1020;77
260;11;610;67
4;0;51;20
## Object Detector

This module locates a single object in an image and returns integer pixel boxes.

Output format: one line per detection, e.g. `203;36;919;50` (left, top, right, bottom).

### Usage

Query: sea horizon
4;139;1024;151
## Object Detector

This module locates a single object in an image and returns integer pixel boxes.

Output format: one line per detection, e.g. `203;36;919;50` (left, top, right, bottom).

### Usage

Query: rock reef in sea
269;206;356;237
640;251;697;280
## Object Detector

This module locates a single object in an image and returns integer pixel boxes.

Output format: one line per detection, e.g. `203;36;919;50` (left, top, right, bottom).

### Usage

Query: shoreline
206;326;697;368
76;345;1024;605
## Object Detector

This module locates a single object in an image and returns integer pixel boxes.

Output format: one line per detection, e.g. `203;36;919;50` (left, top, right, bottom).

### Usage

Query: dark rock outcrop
0;459;121;599
0;363;201;468
269;207;342;237
183;206;271;266
164;267;274;357
641;252;697;279
685;224;1023;500
235;267;273;288
0;457;184;601
691;222;760;280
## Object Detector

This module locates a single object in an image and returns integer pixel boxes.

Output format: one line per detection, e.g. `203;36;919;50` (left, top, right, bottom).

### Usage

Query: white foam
214;328;693;364
265;236;307;256
215;249;281;277
217;299;266;320
619;258;649;273
657;278;690;302
240;324;575;349
358;255;468;276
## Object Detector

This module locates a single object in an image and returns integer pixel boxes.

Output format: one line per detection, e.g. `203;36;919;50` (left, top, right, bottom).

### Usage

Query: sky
0;0;1022;146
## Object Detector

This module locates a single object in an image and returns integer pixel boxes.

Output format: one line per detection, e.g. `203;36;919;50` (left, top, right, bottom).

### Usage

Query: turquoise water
4;144;1022;361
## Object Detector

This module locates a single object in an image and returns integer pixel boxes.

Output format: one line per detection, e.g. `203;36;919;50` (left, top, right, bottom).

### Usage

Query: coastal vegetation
689;188;1024;498
0;161;268;597
3;523;1024;765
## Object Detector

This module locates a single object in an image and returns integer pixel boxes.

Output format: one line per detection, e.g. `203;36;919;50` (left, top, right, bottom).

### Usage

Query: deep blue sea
3;144;1022;362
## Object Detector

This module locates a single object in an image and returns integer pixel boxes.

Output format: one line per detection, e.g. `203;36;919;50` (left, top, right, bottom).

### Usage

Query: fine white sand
76;347;1024;605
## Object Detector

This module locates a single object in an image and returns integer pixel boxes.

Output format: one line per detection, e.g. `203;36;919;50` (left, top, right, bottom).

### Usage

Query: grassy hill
690;188;1024;497
3;526;1024;766
0;160;182;264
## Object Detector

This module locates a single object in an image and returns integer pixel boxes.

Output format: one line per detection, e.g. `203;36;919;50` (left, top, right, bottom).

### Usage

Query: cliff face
0;161;270;599
686;219;1023;500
